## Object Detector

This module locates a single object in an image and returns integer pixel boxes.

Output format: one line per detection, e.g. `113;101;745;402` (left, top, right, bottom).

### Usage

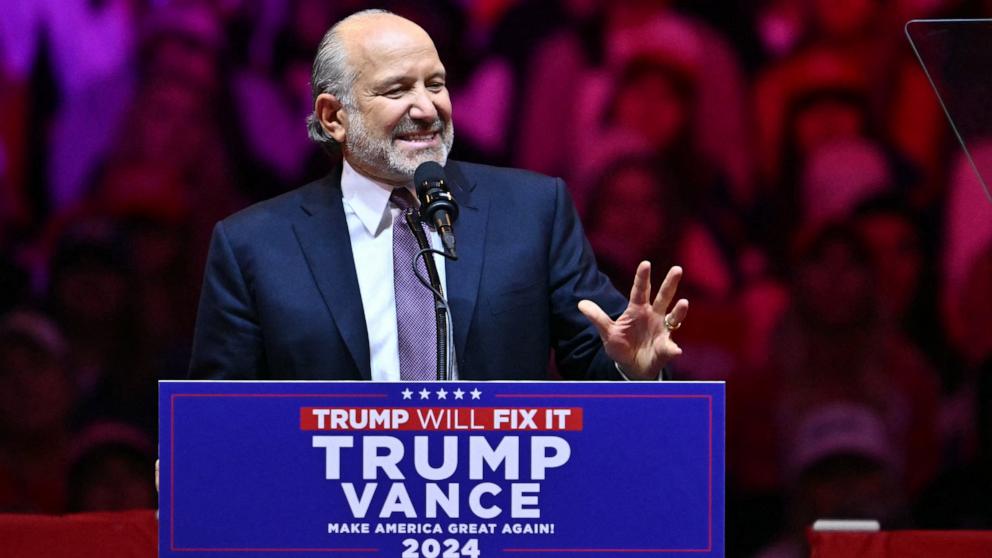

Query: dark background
0;1;990;556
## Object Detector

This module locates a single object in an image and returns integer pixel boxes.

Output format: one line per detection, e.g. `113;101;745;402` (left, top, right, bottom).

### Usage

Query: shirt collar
340;159;416;237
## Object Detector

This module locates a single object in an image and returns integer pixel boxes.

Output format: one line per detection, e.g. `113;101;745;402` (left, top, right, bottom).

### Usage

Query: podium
159;380;725;556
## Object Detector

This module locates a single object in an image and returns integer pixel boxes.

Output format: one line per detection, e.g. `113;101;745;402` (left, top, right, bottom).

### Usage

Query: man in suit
188;9;689;382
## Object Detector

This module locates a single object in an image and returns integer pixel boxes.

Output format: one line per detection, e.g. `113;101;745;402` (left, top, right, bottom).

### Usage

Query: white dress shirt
340;160;453;381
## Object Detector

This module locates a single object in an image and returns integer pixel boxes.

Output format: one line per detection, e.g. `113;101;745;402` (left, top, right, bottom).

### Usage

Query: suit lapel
444;161;488;366
292;168;372;380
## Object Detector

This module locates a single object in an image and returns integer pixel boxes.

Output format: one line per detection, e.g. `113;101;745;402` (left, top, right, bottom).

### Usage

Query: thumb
578;299;613;338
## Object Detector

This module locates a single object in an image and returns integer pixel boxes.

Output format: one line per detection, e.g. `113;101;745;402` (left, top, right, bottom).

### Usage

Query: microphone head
414;161;458;225
414;161;446;191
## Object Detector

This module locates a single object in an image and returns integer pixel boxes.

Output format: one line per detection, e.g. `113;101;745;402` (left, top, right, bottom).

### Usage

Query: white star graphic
470;388;482;400
419;388;431;400
401;388;413;400
453;388;465;400
436;388;448;399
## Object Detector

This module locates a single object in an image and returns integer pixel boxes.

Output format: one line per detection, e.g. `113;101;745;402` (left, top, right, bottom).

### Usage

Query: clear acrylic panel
906;19;992;204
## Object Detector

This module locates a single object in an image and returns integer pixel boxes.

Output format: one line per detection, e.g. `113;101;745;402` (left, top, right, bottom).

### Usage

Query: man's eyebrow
371;75;412;90
371;66;447;90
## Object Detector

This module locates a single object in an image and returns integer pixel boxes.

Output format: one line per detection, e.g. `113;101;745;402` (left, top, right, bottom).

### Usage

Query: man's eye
428;82;445;91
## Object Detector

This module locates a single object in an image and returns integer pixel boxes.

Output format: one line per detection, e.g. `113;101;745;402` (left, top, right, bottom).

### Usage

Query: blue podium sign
159;381;724;557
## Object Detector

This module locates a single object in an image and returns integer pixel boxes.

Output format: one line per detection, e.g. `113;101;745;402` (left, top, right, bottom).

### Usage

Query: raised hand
578;262;689;380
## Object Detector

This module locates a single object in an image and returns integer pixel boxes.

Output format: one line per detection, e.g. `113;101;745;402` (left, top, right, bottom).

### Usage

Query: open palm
579;262;689;380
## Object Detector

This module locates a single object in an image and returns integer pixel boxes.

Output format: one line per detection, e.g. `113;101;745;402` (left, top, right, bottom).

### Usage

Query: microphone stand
404;210;455;381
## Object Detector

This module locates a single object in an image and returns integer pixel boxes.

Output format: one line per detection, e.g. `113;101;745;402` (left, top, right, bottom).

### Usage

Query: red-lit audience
0;1;989;556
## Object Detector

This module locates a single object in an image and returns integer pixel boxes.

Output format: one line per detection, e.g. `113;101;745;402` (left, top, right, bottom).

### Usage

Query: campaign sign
159;381;724;557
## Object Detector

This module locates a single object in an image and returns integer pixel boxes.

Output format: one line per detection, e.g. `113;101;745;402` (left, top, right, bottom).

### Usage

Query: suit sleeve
188;221;267;379
546;178;628;380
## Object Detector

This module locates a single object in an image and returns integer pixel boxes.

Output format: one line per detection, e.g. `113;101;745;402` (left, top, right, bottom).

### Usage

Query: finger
629;261;651;305
578;299;613;338
652;265;683;313
665;298;689;328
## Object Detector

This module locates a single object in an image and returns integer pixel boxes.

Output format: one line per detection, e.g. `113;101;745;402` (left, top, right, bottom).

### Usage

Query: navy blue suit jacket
188;160;628;381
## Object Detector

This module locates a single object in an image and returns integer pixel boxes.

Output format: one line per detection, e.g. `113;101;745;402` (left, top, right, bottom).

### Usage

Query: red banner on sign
299;407;584;431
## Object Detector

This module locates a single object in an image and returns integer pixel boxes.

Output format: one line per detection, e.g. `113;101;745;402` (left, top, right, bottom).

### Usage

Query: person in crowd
0;310;74;513
778;223;939;493
756;402;909;558
912;243;992;528
753;0;946;204
591;54;748;253
730;222;939;519
942;145;992;349
43;218;155;433
515;0;751;199
121;211;198;362
755;84;918;262
852;196;950;376
754;0;881;177
90;68;245;275
583;153;733;301
935;243;992;470
584;153;746;382
914;358;992;529
67;421;156;512
46;220;135;400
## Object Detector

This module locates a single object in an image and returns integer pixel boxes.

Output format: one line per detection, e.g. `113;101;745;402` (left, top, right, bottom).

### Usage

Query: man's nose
408;86;439;121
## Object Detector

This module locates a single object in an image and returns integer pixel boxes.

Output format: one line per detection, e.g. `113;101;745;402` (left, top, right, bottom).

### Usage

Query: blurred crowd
0;0;990;555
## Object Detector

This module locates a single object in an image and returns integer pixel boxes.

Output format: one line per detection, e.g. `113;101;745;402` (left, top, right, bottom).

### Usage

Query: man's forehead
339;14;441;72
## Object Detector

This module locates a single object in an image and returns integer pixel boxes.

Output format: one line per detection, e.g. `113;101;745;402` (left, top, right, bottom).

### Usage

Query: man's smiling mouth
395;130;441;146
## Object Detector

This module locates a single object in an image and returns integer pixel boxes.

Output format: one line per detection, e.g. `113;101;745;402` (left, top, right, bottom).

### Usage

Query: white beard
345;109;455;182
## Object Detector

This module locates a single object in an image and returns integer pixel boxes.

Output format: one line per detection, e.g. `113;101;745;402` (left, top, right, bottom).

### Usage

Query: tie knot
390;188;417;211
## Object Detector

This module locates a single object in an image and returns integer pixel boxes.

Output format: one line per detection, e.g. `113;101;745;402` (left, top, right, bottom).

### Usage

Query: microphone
414;161;459;258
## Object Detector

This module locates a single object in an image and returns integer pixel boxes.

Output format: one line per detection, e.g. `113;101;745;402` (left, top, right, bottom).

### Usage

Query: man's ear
315;93;347;143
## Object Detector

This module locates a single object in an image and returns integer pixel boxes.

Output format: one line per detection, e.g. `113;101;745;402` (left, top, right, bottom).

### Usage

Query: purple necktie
391;188;437;381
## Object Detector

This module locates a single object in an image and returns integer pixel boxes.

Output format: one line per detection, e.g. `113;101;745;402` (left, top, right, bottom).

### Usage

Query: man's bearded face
345;103;454;182
336;21;455;185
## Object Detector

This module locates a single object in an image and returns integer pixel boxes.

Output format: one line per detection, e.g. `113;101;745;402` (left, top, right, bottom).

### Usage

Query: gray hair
305;9;392;148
